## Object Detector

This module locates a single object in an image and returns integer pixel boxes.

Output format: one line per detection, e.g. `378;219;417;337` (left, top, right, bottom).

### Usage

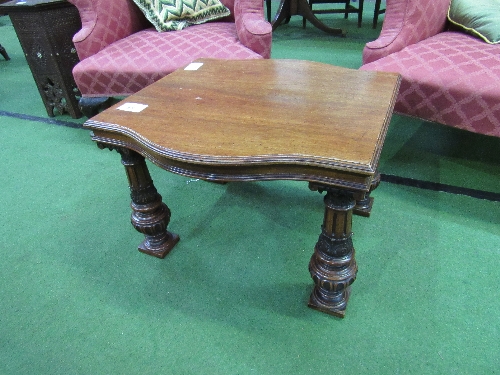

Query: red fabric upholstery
68;0;272;98
70;0;150;61
234;0;272;55
360;0;500;137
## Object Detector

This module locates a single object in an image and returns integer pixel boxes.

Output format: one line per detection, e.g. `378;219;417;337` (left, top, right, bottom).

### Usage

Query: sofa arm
234;0;272;59
362;0;450;64
68;0;149;61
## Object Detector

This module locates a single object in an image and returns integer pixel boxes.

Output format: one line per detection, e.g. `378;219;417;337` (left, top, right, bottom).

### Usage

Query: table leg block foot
354;196;373;217
308;286;351;318
138;232;180;259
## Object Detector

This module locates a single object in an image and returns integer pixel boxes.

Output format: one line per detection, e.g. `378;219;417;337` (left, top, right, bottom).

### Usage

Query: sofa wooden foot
79;97;111;118
0;44;10;61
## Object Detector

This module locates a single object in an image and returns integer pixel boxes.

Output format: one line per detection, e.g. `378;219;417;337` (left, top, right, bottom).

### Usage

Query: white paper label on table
184;62;204;71
116;103;148;113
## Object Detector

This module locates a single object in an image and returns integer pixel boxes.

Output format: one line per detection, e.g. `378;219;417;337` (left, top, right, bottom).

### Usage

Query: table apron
92;135;374;193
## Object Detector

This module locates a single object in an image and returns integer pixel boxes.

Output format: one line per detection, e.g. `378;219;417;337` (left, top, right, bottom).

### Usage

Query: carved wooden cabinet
0;0;82;118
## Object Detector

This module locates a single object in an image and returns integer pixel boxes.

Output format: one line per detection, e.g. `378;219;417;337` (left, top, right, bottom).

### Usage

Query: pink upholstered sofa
68;0;272;116
360;0;500;138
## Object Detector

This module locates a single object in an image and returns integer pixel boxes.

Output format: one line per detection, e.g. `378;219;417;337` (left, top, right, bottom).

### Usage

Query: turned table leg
116;147;180;258
308;188;358;318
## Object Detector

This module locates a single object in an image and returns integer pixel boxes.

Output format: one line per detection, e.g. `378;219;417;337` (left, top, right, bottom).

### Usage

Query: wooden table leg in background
272;0;345;35
308;186;358;318
354;171;381;217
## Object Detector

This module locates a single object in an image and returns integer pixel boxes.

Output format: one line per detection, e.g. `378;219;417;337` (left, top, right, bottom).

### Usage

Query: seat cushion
360;31;500;137
73;22;262;97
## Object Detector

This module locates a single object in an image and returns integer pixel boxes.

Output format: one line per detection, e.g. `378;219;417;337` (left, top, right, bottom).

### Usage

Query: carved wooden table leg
116;147;180;258
308;188;357;318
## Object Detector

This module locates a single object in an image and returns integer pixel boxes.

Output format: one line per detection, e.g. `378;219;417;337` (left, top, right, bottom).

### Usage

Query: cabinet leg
118;148;179;258
308;189;357;318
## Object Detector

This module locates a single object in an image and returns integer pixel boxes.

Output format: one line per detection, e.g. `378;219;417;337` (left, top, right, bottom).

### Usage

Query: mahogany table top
85;59;400;192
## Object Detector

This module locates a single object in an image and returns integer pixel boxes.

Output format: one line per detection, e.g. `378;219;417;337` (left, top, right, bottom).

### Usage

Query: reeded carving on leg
99;144;179;258
308;188;357;318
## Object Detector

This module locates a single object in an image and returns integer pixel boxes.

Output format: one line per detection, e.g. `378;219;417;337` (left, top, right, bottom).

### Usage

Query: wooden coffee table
84;59;400;318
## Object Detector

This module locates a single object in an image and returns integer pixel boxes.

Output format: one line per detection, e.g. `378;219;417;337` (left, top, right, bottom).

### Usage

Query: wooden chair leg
357;0;364;28
373;0;385;28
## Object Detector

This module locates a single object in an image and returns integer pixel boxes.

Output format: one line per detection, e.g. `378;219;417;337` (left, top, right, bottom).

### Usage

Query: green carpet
1;3;499;374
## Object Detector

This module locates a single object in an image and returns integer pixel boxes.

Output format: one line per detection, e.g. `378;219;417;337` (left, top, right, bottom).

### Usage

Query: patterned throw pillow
132;0;231;32
447;0;500;44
